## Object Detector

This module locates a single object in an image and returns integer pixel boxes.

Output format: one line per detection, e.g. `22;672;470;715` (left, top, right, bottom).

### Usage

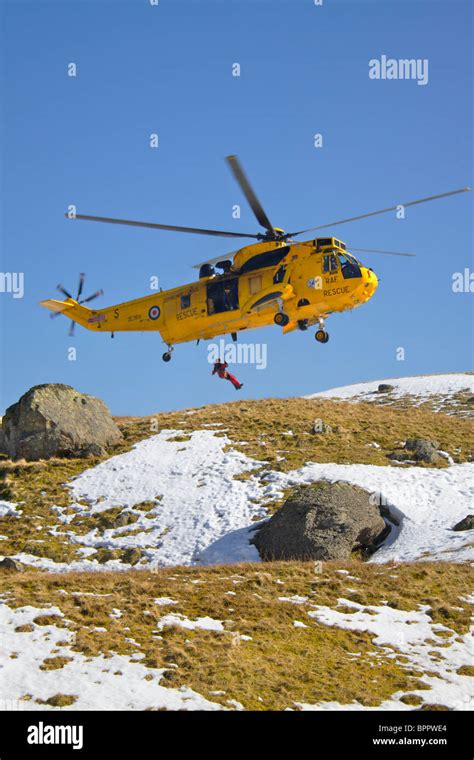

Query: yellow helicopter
41;156;470;362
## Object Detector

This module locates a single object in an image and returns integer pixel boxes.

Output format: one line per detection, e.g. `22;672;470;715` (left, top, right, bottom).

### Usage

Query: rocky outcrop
2;384;122;461
0;558;24;572
252;481;388;561
388;438;443;464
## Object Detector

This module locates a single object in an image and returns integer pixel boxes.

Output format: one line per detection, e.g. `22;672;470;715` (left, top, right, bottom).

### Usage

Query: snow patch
156;613;224;632
0;501;21;518
301;598;474;711
279;596;309;605
153;597;179;607
307;373;474;410
66;430;269;568
0;602;225;711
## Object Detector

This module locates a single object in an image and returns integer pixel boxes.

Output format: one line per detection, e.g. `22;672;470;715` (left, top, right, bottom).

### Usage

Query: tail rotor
51;273;104;336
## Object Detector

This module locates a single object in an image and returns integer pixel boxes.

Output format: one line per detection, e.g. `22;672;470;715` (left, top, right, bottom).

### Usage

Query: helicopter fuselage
41;237;378;346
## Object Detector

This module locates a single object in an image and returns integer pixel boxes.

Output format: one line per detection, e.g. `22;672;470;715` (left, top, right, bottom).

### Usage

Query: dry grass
41;694;77;707
0;456;102;563
116;397;473;472
39;656;73;671
2;561;472;710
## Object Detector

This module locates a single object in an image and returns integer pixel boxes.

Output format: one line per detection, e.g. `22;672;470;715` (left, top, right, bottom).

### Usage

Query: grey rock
389;438;442;464
2;384;122;461
252;481;388;562
405;437;439;451
0;557;24;572
452;515;474;531
114;511;137;528
311;419;333;434
377;384;395;393
404;438;441;463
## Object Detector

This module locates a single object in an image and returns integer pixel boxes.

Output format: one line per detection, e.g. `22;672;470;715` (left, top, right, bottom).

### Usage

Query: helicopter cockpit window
338;253;361;279
323;254;339;274
273;265;286;284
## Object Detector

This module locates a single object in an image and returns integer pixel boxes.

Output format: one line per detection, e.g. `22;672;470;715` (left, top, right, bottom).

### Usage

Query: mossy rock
120;547;143;565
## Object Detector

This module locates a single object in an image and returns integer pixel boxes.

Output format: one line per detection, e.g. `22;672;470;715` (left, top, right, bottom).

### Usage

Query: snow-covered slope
6;428;472;571
306;373;474;412
1;373;472;572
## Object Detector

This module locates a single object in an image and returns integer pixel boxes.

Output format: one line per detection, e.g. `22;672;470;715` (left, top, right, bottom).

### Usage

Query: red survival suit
212;360;243;390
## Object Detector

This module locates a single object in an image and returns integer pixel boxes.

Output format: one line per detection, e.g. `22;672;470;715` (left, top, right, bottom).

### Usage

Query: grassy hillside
2;561;472;711
117;396;474;471
1;385;473;711
0;397;472;565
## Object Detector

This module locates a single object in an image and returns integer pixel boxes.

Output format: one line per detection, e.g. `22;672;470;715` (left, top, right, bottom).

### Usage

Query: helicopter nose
362;267;378;298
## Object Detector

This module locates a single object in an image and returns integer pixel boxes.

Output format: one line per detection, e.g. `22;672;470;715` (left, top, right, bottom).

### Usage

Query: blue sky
0;0;472;416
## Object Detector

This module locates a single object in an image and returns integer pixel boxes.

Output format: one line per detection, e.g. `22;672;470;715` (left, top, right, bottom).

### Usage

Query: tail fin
40;298;93;328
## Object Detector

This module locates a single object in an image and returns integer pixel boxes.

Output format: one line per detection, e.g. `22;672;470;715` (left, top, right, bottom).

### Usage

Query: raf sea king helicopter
41;156;470;361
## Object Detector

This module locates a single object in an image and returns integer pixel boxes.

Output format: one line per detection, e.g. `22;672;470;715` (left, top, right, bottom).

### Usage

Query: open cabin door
206;276;239;315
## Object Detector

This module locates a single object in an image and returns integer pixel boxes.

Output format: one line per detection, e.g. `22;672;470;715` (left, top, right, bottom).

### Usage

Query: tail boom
40;299;102;330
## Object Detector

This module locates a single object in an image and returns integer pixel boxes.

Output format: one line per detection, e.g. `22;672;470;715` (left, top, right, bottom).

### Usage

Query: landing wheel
162;352;172;362
315;329;329;343
274;311;289;327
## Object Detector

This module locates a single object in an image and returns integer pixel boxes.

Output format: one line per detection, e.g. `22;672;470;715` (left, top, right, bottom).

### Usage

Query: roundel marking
148;305;161;321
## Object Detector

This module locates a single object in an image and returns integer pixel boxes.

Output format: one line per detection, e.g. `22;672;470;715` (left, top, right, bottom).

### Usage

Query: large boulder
252;481;388;561
452;515;474;532
2;384;122;461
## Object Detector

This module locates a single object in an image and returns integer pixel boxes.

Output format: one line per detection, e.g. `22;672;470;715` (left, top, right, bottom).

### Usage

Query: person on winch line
212;359;243;390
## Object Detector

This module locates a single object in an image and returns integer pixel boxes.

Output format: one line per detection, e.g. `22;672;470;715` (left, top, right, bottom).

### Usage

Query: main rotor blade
76;272;85;300
289;187;471;236
350;247;416;257
57;284;73;299
225;155;274;234
68;213;260;240
68;321;76;337
80;289;104;304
